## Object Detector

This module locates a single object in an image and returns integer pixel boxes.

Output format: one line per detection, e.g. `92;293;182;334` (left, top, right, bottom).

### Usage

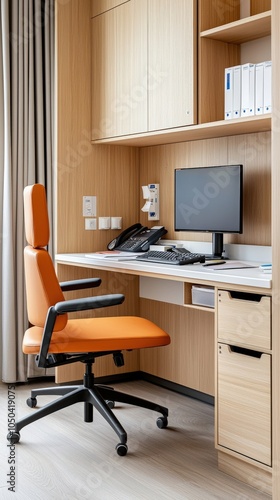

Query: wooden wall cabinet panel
217;343;271;466
92;0;148;139
199;0;240;32
199;38;239;124
91;0;129;18
198;0;240;124
148;0;197;131
250;0;271;16
198;0;271;124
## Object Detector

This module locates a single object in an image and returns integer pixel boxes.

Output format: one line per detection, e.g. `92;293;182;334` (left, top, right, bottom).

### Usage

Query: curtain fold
0;0;55;383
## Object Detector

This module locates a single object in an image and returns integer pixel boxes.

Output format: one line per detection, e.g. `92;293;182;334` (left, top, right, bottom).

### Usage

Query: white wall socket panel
111;216;122;229
98;217;110;229
83;196;96;217
85;218;97;230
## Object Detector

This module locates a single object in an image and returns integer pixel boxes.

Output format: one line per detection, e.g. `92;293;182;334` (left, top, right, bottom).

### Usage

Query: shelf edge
91;116;272;147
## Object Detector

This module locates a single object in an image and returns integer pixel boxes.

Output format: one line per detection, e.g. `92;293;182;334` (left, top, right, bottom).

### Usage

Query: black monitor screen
174;165;243;234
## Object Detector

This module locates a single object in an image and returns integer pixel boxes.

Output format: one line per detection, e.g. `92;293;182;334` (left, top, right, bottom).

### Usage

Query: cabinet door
148;0;197;131
92;0;147;139
217;343;271;465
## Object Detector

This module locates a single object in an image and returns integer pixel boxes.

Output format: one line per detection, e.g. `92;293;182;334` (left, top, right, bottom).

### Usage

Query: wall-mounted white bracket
141;183;160;221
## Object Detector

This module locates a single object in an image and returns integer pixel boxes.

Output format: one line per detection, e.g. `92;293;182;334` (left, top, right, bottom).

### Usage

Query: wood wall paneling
57;145;140;254
198;0;240;32
227;132;271;246
198;39;240;124
140;299;215;396
250;0;271;16
91;0;130;18
139;132;271;247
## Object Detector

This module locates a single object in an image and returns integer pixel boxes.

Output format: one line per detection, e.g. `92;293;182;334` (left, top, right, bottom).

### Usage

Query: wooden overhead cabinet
147;0;197;131
91;0;197;141
92;0;148;139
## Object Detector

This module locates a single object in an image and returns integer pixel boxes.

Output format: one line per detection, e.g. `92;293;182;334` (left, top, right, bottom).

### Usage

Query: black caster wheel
116;443;128;456
7;431;20;444
156;416;168;429
106;400;115;409
26;397;37;408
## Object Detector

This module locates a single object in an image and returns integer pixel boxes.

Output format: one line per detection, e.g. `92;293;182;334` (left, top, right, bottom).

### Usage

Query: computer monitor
174;164;243;259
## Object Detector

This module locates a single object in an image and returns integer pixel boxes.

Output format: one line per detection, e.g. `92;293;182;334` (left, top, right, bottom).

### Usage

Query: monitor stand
204;233;228;260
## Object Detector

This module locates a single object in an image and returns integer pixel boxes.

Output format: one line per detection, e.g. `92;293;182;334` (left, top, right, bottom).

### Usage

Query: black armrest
54;294;125;314
37;293;125;368
60;278;101;291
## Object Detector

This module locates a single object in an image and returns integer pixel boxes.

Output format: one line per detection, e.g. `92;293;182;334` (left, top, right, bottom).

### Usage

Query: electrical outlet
98;217;110;229
85;218;97;230
111;217;122;229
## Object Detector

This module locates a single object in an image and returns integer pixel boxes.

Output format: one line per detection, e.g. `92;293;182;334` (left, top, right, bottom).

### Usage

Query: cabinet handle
228;291;263;303
229;345;262;358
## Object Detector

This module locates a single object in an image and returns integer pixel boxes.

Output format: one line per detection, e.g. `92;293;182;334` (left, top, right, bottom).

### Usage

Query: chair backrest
23;184;67;330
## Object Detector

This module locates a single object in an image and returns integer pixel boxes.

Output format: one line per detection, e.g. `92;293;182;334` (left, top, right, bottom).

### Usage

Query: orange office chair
7;184;170;456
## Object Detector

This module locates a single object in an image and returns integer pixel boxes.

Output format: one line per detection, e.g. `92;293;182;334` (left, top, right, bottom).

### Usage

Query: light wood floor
0;380;271;500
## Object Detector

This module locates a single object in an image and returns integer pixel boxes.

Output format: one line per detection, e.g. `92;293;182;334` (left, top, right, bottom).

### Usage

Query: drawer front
217;290;271;349
217;343;271;466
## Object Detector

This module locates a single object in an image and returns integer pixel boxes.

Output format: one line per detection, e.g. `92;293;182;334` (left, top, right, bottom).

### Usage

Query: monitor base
204;254;228;261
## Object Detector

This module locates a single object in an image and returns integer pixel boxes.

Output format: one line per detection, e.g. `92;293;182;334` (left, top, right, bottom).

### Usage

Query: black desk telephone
107;223;167;252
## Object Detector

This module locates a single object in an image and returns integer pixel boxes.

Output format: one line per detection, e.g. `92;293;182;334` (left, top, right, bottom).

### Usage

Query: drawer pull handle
229;291;263;303
229;345;262;358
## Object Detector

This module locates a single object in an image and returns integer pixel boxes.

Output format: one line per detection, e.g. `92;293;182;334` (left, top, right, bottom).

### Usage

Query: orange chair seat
23;316;170;355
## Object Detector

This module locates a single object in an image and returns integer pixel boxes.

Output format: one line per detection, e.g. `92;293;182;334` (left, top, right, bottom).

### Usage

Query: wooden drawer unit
217;343;271;466
217;290;271;350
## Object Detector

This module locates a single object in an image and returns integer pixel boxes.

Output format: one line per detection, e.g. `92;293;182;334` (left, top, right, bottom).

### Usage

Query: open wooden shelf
91;115;271;147
200;11;271;44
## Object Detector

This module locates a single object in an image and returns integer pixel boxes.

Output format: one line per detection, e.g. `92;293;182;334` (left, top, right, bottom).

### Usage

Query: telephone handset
107;223;144;250
107;223;167;252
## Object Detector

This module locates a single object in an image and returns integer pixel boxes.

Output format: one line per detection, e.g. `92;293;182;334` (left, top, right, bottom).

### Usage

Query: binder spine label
224;67;233;120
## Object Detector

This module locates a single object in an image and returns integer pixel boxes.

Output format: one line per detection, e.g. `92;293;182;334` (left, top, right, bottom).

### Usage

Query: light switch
83;196;96;217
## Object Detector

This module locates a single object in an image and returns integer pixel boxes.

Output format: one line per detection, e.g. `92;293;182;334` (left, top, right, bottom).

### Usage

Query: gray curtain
0;0;55;383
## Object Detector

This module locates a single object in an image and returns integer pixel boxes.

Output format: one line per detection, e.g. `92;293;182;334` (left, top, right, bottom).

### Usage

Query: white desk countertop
56;253;272;290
